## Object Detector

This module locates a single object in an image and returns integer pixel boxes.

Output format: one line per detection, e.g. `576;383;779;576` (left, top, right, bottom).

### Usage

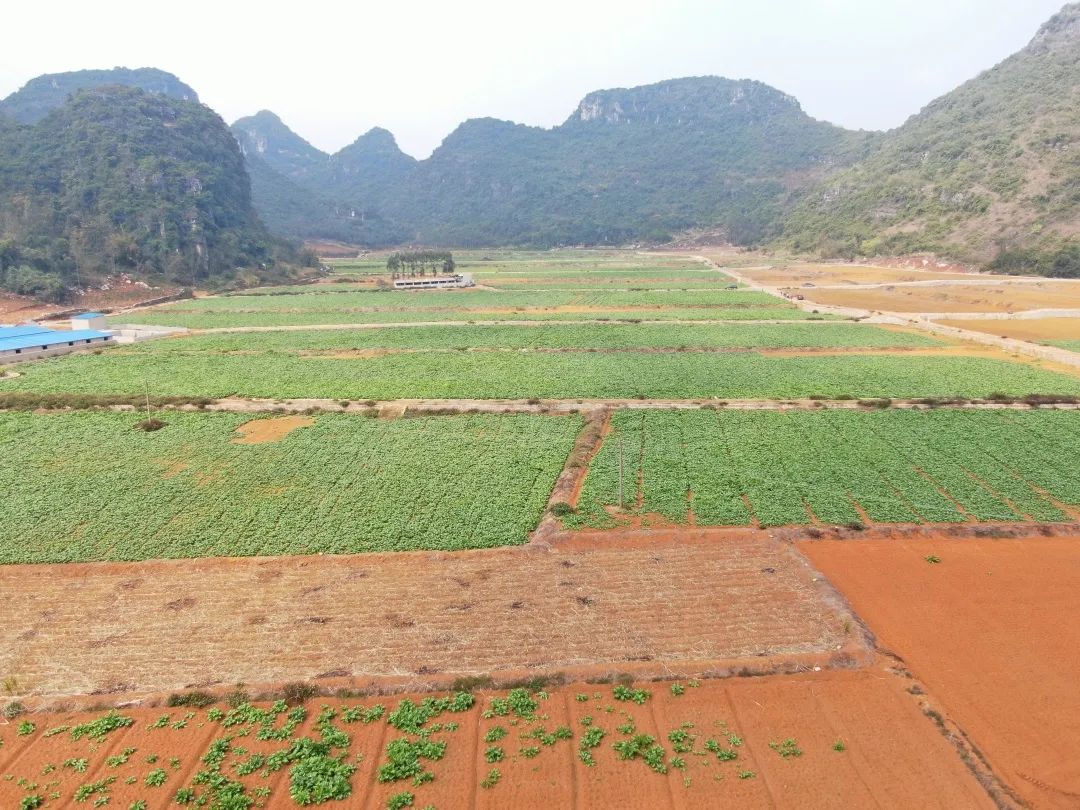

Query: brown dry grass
937;317;1080;342
744;263;979;287
788;282;1080;313
0;530;861;701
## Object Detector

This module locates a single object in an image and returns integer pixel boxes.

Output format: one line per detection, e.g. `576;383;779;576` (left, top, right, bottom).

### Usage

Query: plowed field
0;671;993;809
800;535;1080;809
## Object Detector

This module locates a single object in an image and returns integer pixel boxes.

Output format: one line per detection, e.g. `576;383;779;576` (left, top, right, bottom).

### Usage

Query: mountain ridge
780;2;1080;270
234;75;867;247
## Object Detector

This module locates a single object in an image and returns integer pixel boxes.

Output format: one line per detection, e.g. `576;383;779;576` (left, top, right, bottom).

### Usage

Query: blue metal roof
0;328;113;352
0;325;52;340
74;312;105;319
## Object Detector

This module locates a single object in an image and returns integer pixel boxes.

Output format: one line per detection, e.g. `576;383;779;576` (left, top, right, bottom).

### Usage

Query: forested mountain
234;77;873;247
0;67;198;124
781;2;1080;271
5;1;1079;292
0;83;295;301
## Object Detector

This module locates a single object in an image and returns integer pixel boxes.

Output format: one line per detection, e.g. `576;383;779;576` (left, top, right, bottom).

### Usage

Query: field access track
0;531;861;701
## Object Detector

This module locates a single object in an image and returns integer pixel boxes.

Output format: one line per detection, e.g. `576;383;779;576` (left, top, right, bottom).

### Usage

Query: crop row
0;411;582;564
5;351;1079;401
118;306;830;329
570;409;1080;528
96;323;945;356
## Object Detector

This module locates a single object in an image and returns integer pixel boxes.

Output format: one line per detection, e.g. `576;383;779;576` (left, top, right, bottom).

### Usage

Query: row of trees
386;250;455;278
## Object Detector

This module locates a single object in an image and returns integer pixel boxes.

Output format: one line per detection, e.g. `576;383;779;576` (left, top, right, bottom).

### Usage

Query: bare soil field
0;283;181;323
0;671;993;809
0;531;862;701
800;534;1080;809
937;317;1080;342
784;281;1080;313
232;415;315;444
741;263;979;287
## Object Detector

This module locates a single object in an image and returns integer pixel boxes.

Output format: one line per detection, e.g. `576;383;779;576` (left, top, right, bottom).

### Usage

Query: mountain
323;127;417;200
235;76;873;247
232;115;410;245
0;84;293;301
781;2;1080;271
0;67;198;124
232;110;327;181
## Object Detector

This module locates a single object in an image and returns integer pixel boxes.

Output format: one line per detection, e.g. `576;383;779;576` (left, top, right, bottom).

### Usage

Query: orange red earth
801;534;1080;810
0;671;991;809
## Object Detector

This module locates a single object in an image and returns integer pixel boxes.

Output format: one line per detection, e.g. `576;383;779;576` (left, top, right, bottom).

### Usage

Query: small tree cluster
386;251;455;278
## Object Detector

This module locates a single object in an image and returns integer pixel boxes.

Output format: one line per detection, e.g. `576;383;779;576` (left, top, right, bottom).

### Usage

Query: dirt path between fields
189;318;860;334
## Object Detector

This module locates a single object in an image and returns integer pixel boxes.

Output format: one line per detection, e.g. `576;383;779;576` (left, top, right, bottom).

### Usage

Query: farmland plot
79;323;946;354
0;411;582;563
0;674;992;810
114;288;825;329
6;350;1078;401
570;409;1080;528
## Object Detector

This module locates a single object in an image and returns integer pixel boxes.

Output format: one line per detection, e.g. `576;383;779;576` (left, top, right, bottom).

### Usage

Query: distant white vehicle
393;273;474;290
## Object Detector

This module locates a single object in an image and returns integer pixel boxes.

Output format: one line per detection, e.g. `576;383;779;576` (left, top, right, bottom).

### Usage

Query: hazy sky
0;0;1067;158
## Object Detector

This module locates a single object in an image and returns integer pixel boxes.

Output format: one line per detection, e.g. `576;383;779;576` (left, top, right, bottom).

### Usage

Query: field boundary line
7;395;1080;416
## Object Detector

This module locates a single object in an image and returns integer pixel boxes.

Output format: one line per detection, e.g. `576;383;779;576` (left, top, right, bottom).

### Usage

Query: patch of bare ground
937;316;1080;343
532;408;610;542
800;532;1080;810
0;530;866;705
231;415;315;444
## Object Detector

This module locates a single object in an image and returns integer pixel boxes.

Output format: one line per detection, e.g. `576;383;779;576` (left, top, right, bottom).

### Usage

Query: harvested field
800;535;1080;810
784;280;1080;313
0;411;581;562
0;531;860;699
570;409;1080;528
938;316;1080;343
740;262;979;287
0;671;993;809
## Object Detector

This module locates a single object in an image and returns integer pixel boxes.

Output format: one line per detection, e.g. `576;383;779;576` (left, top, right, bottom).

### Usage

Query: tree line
386;251;455;277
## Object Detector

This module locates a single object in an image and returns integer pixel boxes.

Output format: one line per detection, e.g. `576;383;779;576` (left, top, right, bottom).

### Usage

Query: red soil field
0;671;992;809
0;531;861;702
800;534;1080;809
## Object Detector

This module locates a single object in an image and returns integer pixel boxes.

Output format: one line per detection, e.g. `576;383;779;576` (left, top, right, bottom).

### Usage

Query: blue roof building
0;325;53;340
0;325;114;359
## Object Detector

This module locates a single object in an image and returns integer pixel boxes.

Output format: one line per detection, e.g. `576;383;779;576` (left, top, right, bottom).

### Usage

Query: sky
0;0;1068;158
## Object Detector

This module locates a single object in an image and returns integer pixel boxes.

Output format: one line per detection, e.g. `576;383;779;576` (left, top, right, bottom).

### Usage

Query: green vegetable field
82;322;945;353
112;288;825;329
570;409;1080;528
5;350;1078;400
0;411;582;563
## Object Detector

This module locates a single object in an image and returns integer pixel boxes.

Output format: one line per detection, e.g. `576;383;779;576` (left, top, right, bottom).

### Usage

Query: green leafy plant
289;755;357;805
483;726;507;743
145;769;168;787
769;738;803;758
